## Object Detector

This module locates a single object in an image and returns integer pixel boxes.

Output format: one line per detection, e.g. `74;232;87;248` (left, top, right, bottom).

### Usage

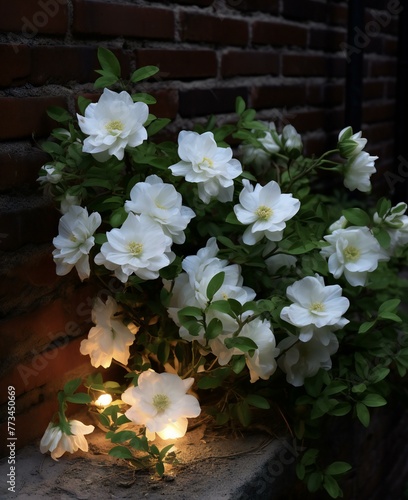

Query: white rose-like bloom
80;296;137;368
169;130;243;204
343;151;377;192
122;370;201;440
52;205;102;281
259;122;281;153
40;420;94;460
338;126;367;158
328;215;348;234
37;165;62;184
234;179;300;245
280;275;350;342
277;331;339;387
321;226;389;287
77;88;149;162
210;318;280;383
125;175;195;244
94;213;175;283
280;124;302;152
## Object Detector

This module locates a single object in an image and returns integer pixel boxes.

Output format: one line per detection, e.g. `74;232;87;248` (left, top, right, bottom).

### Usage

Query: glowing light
95;393;113;407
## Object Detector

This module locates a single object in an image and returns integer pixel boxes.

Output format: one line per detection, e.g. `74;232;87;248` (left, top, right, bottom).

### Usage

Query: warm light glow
95;393;113;407
158;425;183;440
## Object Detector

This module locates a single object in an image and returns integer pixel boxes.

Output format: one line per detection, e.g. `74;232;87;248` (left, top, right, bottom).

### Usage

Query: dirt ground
1;416;284;500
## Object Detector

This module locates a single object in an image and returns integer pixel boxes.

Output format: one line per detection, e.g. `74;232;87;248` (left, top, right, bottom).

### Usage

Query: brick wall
0;0;401;452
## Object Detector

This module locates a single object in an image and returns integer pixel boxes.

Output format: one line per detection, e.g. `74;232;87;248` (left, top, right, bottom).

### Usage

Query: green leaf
307;472;323;493
325;461;352;476
236;400;251;427
77;95;91;115
47;106;72;123
131;93;157;105
323;475;342;499
147;118;171;136
157;341;170;365
205;317;223;339
378;312;402;322
301;448;319;466
110;430;136;443
63;378;82;395
379;299;400;313
160;444;175;460
376;197;391;218
362;394;387;407
97;47;121;77
328;402;352;417
224;336;258;353
342;208;370;227
65;393;92;404
109;446;134;460
178;306;202;320
373;227;391;249
245;394;270;409
323;382;348;396
131;65;159;83
208;300;233;315
235;96;246;115
356;402;370;427
94;73;119;89
358;321;376;334
206;272;225;301
155;461;165;476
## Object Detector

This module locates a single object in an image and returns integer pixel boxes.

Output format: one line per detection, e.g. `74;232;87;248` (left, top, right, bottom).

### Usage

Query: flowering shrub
38;49;408;497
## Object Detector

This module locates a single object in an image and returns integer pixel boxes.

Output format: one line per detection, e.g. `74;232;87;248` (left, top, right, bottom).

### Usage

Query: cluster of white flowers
338;126;377;192
40;420;94;460
278;275;349;386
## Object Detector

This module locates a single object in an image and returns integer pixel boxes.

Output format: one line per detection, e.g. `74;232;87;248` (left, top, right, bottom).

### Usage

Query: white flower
124;175;195;244
239;143;271;170
328;215;348;233
169;131;242;204
167;238;256;342
259;122;281;153
210;318;280;383
338;126;367;158
60;194;82;214
40;419;94;460
280;275;350;341
373;202;408;253
234;179;300;245
94;213;175;283
280;125;302;152
265;253;297;274
80;296;137;368
321;227;389;286
122;370;201;440
37;165;62;184
52;205;102;281
343;151;377;192
277;331;339;387
77;88;149;162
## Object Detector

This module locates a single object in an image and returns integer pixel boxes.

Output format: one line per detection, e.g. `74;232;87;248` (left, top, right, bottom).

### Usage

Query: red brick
287;110;327;133
30;46;130;85
384;36;398;56
221;51;279;78
0;96;68;140
309;27;347;51
363;102;395;123
179;87;248;117
0;0;69;34
282;0;328;22
72;0;174;39
363;81;386;100
0;44;31;87
226;0;278;13
0;142;48;191
303;133;330;157
282;54;327;76
386;80;396;99
180;12;249;46
328;3;348;27
252;21;307;47
135;49;217;80
364;122;395;143
251;84;307;110
149;90;179;119
0;196;59;251
369;58;397;77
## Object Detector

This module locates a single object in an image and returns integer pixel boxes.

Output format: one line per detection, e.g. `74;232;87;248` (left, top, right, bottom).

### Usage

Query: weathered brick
369;58;397;77
364;121;395;143
363;101;395;123
180;12;249;46
282;0;328;22
0;96;68;140
179;87;248;117
251;84;307;110
0;195;59;251
0;44;31;87
0;0;69;34
287;109;327;133
221;51;279;77
309;27;346;51
252;20;307;47
384;36;398;56
363;81;386;100
282;54;327;76
150;90;179;119
135;49;217;80
30;46;130;85
72;0;174;39
328;2;348;27
226;0;278;13
0;142;48;191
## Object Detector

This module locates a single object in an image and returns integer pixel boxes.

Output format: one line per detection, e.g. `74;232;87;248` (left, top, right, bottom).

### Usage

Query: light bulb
94;393;113;407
